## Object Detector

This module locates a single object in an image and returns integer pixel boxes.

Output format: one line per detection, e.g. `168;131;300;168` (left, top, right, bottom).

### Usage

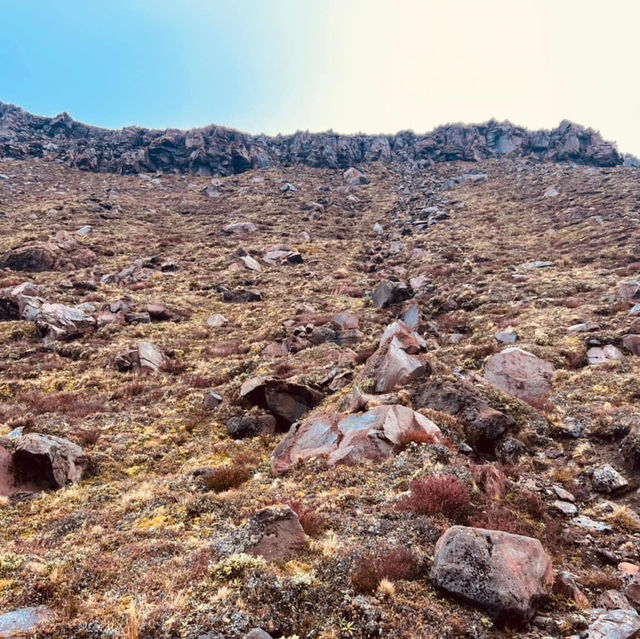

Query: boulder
240;377;323;426
592;464;628;493
483;347;555;404
619;280;640;299
343;167;368;186
222;221;257;234
244;506;307;560
12;433;89;489
372;280;412;308
360;320;430;392
0;282;44;321
416;376;514;452
0;606;54;638
114;341;167;372
588;345;624;365
622;335;640;356
0;231;95;272
34;302;96;345
430;526;553;624
271;404;443;475
585;609;640;639
227;411;276;439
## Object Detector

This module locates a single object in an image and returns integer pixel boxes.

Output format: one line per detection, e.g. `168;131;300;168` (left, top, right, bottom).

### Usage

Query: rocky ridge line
0;100;626;175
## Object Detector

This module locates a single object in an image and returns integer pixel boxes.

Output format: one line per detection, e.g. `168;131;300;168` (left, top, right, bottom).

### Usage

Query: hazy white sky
2;0;639;154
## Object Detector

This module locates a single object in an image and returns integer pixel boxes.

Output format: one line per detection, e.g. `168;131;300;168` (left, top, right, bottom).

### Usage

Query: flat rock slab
0;606;54;638
586;608;640;639
431;526;553;624
243;506;307;561
483;347;555;403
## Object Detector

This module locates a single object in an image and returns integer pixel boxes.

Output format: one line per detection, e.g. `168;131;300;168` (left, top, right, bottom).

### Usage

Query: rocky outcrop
0;230;95;272
0;102;623;175
12;433;89;489
431;526;554;625
271;404;443;475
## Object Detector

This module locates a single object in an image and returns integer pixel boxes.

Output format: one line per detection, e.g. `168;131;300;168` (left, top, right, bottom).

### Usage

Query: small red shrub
397;475;470;519
203;465;252;492
350;547;421;593
21;391;107;419
286;501;328;537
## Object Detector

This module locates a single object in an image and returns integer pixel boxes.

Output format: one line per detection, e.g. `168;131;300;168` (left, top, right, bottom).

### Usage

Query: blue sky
1;1;639;154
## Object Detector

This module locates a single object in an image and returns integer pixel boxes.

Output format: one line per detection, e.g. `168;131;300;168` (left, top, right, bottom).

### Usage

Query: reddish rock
597;590;633;610
553;571;589;608
271;404;443;475
619;280;640;299
361;320;430;392
472;464;506;500
622;335;640;356
147;301;170;321
625;574;640;606
12;433;89;489
35;302;96;345
430;526;554;624
343;167;368;186
240;376;323;426
0;230;95;272
483;347;555;404
416;376;515;452
114;341;167;372
244;506;307;560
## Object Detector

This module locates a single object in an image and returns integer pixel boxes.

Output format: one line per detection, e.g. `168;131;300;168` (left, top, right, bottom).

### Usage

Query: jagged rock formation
0;101;623;175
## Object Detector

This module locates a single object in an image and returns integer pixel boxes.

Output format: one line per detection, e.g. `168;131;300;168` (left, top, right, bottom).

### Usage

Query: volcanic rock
244;506;307;560
12;433;89;489
416;376;514;452
0;606;54;638
240;377;323;426
271;404;443;475
114;341;167;372
430;526;553;624
483;347;555;404
360;320;430;392
35;302;96;345
0;230;95;272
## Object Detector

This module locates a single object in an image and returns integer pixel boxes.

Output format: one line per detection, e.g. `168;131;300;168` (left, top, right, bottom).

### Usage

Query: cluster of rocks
0;230;95;272
0;101;624;175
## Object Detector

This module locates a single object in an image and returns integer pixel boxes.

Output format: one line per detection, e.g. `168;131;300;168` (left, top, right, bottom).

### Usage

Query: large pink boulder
271;404;443;475
483;347;555;403
431;526;554;624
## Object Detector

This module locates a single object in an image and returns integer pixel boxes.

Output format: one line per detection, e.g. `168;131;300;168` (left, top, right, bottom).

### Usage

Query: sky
1;0;639;155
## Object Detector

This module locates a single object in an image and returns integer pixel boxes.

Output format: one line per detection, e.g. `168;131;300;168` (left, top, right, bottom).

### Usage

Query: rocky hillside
0;101;625;175
0;148;640;639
